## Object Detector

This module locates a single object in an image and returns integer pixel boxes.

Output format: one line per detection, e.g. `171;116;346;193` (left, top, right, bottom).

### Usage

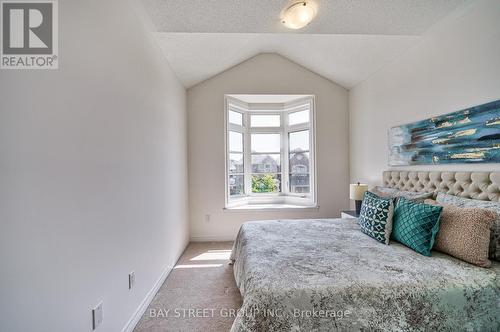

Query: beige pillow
425;199;496;267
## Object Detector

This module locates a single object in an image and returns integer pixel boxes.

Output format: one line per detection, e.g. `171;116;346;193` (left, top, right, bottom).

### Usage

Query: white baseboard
190;235;235;242
121;266;171;332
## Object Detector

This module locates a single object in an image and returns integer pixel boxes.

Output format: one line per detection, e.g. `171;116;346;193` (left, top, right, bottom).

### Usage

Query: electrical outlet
129;271;135;290
204;214;210;223
92;302;103;330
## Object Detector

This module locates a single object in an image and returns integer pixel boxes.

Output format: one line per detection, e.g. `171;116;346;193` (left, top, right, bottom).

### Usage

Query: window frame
224;96;316;208
226;101;246;201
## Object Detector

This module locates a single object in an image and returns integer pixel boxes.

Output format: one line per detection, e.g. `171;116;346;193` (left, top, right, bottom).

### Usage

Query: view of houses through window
226;95;315;207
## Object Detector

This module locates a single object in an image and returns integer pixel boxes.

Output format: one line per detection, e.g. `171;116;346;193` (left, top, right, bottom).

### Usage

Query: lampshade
349;183;368;200
281;1;318;30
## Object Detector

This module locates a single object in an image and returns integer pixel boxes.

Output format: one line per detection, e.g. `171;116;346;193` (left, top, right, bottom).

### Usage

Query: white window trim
224;95;317;209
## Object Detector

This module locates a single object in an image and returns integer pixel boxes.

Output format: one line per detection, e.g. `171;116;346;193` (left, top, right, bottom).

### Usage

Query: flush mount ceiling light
281;1;318;30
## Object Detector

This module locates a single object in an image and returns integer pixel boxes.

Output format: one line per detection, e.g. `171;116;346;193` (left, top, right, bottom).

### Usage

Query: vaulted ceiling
138;0;468;88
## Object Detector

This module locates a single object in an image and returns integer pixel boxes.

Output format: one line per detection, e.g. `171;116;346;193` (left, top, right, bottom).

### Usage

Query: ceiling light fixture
281;1;317;30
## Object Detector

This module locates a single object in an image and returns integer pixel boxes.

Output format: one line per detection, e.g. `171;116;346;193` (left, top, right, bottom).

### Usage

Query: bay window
225;95;316;208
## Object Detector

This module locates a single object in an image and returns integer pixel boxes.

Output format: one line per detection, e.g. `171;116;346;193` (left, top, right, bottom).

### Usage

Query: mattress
230;218;500;331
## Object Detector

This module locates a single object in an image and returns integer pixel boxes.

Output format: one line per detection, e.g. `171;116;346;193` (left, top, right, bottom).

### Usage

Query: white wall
0;1;188;332
349;0;500;186
187;53;349;240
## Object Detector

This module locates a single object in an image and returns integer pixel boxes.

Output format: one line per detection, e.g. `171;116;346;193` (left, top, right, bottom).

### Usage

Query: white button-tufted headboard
383;171;500;202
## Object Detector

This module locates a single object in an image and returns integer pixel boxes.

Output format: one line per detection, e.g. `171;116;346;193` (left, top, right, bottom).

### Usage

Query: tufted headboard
383;171;500;202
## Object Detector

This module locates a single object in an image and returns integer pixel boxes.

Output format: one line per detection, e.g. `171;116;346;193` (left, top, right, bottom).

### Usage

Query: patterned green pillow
358;191;394;244
392;198;443;256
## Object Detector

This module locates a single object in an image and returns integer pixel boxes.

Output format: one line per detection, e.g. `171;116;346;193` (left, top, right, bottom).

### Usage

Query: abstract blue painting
389;99;500;165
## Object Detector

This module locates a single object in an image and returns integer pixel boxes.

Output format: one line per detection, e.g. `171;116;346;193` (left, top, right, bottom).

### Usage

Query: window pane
289;130;309;153
251;154;280;173
289;152;309;173
229;153;244;174
251;134;280;153
229;175;244;196
229;131;243;152
289;150;310;193
251;174;281;193
228;110;243;126
250;114;280;127
289;110;309;126
289;173;310;194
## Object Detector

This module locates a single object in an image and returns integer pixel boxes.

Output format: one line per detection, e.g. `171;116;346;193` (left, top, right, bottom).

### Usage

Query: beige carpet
134;242;242;332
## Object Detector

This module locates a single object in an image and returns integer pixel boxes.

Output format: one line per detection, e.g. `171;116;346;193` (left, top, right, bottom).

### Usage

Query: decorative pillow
371;186;433;203
436;193;500;262
358;191;394;245
391;198;442;256
425;199;495;267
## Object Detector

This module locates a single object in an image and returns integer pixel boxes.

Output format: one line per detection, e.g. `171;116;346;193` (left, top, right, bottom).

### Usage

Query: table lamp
350;182;368;215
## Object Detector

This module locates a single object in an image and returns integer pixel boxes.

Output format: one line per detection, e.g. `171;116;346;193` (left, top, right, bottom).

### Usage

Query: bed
230;171;500;332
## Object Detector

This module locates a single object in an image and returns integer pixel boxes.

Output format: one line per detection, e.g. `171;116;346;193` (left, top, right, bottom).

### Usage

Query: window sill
224;204;319;212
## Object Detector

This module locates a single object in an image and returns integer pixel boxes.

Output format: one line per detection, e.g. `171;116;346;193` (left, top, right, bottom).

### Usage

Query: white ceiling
155;33;421;88
138;0;469;88
142;0;466;35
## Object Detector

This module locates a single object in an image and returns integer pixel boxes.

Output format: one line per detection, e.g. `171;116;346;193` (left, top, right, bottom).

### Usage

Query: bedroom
0;0;499;331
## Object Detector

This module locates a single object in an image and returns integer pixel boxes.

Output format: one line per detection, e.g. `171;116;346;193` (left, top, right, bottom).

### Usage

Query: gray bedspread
230;218;500;331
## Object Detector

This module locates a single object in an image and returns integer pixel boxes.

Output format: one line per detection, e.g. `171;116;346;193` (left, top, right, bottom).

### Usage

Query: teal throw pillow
392;197;443;256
